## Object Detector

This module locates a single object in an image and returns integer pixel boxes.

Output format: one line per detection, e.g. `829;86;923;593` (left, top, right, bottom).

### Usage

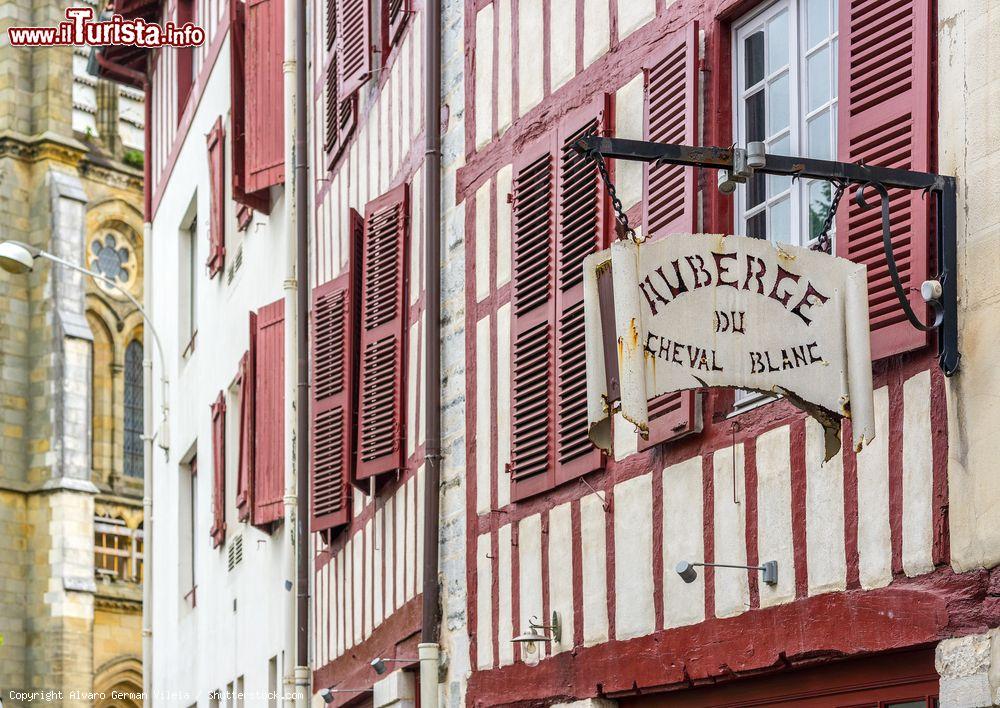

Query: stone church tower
0;0;145;704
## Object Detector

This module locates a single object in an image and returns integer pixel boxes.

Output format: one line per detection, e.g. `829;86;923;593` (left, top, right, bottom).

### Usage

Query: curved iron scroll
854;181;943;332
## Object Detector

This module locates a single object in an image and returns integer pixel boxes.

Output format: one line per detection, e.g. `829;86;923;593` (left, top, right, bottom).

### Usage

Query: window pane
767;11;788;71
745;32;765;88
746;90;765;143
807;110;832;159
747;211;767;240
805;0;829;48
768;134;791;196
807;44;831;111
808;180;833;240
768;72;790;134
770;197;791;243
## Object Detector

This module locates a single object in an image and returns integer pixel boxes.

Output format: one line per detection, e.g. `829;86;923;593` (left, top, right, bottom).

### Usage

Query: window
267;656;278;708
180;454;198;607
733;0;839;247
124;340;144;477
732;0;838;409
181;208;199;356
236;676;245;708
94;514;143;582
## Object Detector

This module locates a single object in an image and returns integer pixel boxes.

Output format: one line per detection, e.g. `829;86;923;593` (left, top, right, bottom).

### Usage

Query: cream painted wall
939;0;1000;573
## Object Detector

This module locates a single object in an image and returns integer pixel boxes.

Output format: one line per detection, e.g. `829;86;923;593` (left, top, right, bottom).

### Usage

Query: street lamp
0;239;170;450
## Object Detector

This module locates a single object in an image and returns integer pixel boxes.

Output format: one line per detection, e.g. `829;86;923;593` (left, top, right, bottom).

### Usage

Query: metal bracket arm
573;136;961;376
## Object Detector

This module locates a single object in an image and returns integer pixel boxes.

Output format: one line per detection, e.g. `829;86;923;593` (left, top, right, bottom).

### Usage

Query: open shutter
206;117;226;278
553;97;611;486
324;47;358;167
229;0;270;213
235;315;256;522
836;0;933;360
509;136;557;500
210;393;227;548
638;22;702;449
245;0;285;192
253;299;285;526
382;0;410;52
311;274;354;535
337;0;372;100
356;185;408;481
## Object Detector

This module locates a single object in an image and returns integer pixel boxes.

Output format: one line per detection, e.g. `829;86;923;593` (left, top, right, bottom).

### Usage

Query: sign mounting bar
573;135;960;376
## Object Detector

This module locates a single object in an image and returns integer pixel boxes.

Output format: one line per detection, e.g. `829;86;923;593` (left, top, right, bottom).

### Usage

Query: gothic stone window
124;340;144;477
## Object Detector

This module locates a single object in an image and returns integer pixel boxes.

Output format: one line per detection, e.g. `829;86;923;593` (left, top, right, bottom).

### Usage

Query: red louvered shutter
229;0;270;213
206;117;226;278
836;0;933;359
510;135;557;500
382;0;410;52
356;185;408;481
553;96;611;487
324;45;358;167
337;0;372;100
638;22;702;450
245;0;285;193
235;317;256;522
176;0;195;118
253;299;285;526
311;274;354;535
210;392;227;548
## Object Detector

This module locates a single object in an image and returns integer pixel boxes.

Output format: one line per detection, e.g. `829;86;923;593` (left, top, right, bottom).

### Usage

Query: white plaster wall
496;0;513;135
496;303;512;508
149;34;291;703
856;386;891;590
498;523;514;665
474;5;495;150
550;0;577;91
617;0;656;41
755;426;795;607
940;0;1000;574
663;457;705;629
903;370;935;577
475;315;492;514
582;0;610;69
614;74;645;211
518;0;545;116
476;533;493;669
518;514;545;660
580;492;609;645
713;444;748;618
614;473;655;639
548;502;575;654
804;417;847;595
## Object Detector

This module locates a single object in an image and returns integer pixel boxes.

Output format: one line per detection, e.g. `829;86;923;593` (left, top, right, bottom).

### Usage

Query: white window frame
731;0;839;411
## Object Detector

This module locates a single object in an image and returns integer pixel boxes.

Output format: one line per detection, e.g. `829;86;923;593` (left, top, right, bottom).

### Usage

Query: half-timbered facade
99;0;1000;704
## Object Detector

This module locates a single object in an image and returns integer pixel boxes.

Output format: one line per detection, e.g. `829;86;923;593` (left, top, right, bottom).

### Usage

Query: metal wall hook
854;181;944;333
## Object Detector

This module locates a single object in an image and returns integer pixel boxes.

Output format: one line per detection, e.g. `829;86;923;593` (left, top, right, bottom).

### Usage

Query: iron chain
812;179;848;254
589;150;638;242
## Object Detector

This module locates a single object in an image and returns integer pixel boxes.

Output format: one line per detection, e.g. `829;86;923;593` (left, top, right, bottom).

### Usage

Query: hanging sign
584;233;875;460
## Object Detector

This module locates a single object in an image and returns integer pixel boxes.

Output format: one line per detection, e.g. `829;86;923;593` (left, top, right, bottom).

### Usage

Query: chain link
812;179;848;254
589;150;638;242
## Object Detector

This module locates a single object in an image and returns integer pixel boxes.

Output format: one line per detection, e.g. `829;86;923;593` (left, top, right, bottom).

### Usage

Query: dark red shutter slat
554;97;611;486
229;0;271;213
210;392;227;548
638;22;701;449
337;0;372;100
236;314;256;522
356;185;408;481
836;0;933;359
206;117;226;278
311;273;354;535
382;0;410;52
245;0;285;192
253;299;285;527
510;136;557;500
324;50;358;167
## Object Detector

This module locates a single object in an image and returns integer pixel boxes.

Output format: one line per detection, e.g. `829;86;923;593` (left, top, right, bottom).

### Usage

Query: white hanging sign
584;233;875;460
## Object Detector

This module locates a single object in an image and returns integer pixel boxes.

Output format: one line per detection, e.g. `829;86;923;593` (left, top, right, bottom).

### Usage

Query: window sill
727;391;778;418
182;331;198;360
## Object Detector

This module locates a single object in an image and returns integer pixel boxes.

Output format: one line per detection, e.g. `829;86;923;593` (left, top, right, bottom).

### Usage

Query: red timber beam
466;567;1000;707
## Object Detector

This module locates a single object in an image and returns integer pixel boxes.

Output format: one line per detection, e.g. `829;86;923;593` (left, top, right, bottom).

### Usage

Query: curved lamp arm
10;241;171;452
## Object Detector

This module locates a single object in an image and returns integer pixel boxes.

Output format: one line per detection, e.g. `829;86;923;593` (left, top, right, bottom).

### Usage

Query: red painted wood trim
466;567;1000;706
701;453;715;621
888;368;905;576
929;366;950;566
604;484;616;641
149;9;230;220
650;460;664;631
789;419;809;598
743;435;760;610
569;498;584;648
842;417;861;590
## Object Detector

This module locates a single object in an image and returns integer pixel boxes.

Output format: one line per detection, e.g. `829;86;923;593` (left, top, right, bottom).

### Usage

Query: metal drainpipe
421;0;443;699
294;0;311;699
282;0;299;699
141;76;154;701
